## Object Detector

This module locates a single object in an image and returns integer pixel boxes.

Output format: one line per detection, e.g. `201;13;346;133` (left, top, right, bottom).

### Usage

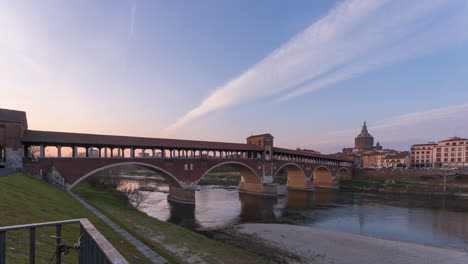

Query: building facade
410;137;468;168
383;152;410;168
410;143;436;168
362;152;386;168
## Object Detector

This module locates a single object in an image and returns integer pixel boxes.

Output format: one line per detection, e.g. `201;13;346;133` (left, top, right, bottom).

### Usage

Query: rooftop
384;152;410;159
273;147;350;162
0;108;28;127
439;137;468;142
411;143;437;146
246;133;274;139
22;130;263;151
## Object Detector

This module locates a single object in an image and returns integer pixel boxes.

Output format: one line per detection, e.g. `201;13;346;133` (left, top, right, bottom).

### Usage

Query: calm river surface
118;177;468;249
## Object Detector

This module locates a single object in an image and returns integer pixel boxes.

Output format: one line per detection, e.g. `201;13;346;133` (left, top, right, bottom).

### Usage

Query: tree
29;146;40;159
433;167;459;193
121;187;147;209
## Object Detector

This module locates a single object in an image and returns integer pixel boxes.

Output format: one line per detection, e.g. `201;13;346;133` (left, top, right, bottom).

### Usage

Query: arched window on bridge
44;146;57;157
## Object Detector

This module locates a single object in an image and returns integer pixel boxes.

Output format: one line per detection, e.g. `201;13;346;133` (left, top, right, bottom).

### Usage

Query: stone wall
354;168;468;179
44;166;66;189
0;118;26;170
5;148;23;170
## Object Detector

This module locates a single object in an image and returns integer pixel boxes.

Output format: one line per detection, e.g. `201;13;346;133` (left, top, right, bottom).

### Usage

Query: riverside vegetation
340;172;468;195
0;174;268;263
0;174;152;263
72;182;269;264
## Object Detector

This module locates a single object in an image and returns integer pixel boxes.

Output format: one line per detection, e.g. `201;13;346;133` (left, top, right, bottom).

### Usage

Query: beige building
383;152;410;168
410;143;436;168
362;151;409;168
362;151;386;168
411;137;468;168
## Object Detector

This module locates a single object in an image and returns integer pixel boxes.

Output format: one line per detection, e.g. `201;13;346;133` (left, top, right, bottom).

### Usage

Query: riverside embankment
343;168;468;196
72;183;269;264
0;174;268;263
75;181;468;264
0;174;154;263
213;223;468;264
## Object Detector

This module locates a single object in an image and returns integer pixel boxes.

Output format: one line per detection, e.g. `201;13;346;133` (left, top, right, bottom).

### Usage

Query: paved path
237;223;468;264
0;168;15;177
68;191;168;264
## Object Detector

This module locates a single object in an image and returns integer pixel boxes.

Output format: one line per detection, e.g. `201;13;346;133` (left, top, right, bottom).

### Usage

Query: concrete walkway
0;168;15;177
68;191;169;264
236;223;468;264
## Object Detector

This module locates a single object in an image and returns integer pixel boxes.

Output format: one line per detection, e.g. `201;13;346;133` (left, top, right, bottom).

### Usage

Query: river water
118;177;468;249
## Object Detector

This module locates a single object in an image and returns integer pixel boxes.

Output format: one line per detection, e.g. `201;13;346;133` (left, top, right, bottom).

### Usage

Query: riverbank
206;223;468;264
0;174;153;263
340;177;468;196
72;183;269;264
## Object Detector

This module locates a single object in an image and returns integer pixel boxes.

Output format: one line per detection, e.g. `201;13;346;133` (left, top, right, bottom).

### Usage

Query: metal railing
0;219;128;264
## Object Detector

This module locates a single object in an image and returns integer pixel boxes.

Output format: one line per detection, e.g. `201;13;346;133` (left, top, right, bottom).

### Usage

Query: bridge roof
273;147;350;162
22;130;263;151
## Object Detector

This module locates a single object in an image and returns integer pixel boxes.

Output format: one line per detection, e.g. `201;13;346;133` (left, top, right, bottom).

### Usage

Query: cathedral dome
356;121;373;138
355;122;374;149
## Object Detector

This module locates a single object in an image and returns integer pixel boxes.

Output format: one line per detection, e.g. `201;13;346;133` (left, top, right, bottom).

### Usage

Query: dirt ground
203;223;468;264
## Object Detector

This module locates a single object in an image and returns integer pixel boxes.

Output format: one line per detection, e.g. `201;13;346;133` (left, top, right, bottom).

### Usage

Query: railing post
29;228;35;264
79;224;85;264
56;224;61;264
0;231;6;264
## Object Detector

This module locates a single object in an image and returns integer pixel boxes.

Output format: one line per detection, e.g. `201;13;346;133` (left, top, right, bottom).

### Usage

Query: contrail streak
166;0;466;132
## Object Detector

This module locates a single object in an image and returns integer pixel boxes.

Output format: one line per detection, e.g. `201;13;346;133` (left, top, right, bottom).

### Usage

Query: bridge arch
273;163;308;189
312;166;334;186
68;161;185;189
194;161;261;186
335;167;351;181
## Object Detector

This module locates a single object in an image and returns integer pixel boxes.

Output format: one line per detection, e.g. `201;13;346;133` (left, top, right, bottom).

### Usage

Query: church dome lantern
355;122;374;149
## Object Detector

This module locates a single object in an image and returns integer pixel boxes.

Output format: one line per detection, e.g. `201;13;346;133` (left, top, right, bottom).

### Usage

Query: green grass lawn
72;183;269;264
0;174;153;264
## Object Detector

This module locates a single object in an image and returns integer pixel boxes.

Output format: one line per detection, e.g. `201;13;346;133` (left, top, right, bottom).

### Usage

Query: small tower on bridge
0;108;28;170
246;133;274;161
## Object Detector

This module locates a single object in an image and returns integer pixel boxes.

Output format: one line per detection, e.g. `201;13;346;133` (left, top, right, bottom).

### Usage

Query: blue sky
1;0;468;153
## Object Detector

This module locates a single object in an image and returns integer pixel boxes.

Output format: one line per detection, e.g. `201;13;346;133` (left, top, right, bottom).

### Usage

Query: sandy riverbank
207;223;468;264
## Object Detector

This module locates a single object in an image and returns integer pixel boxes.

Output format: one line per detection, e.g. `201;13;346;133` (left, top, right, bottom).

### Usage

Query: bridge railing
0;219;128;264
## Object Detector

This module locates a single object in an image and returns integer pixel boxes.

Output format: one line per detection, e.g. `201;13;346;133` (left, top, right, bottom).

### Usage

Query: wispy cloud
306;103;468;153
165;0;467;132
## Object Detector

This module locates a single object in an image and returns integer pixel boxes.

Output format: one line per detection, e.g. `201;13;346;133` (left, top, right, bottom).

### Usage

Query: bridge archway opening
61;146;73;157
69;162;184;191
194;162;264;213
335;168;351;181
44;146;57;157
196;161;261;187
273;163;308;189
312;166;333;186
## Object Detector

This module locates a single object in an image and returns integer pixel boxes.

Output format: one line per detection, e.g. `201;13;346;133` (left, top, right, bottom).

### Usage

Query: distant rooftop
412;143;437;146
439;137;468;142
0;108;28;127
246;133;274;139
385;152;409;159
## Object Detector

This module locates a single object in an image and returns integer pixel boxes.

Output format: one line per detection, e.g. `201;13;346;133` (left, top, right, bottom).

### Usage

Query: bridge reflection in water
116;178;468;249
